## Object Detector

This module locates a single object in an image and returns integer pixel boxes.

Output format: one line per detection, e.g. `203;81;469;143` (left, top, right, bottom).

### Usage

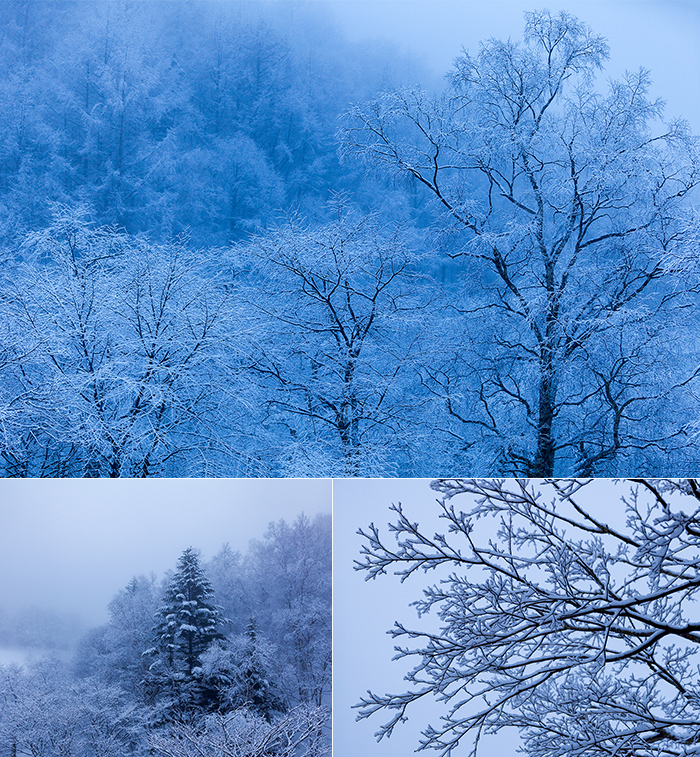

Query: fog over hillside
0;1;697;477
0;478;331;757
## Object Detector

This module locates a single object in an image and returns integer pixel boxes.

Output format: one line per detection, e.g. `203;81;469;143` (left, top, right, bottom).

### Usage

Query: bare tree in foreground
237;201;427;476
342;10;700;476
149;704;329;757
356;478;700;757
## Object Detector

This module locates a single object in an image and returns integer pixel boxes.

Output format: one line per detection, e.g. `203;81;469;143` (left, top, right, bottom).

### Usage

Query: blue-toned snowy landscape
0;479;331;757
0;0;698;477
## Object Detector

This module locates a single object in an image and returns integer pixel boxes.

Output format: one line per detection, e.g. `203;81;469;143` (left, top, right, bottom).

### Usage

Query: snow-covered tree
247;514;332;707
149;704;329;757
342;10;700;476
0;655;142;757
145;549;226;723
151;548;225;678
2;206;236;477
236;201;429;476
205;544;248;636
229;619;286;720
0;657;81;757
74;574;160;700
356;478;700;757
199;620;286;721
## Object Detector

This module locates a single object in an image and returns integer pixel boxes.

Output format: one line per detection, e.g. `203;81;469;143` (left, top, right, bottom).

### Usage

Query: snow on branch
355;478;700;757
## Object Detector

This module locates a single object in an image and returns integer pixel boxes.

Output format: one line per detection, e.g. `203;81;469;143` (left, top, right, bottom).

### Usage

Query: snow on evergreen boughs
152;548;226;676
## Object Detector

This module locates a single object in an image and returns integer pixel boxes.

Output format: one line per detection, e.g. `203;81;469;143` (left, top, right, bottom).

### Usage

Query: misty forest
0;512;331;757
1;1;699;477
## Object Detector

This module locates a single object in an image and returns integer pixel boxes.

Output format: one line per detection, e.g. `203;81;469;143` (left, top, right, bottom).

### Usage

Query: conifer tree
152;548;225;676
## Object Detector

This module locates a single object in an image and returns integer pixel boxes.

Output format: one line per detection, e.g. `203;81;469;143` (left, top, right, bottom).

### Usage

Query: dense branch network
355;478;700;757
342;10;700;476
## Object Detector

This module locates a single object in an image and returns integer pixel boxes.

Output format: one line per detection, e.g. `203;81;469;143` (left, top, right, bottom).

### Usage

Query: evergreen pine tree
151;548;225;676
145;548;226;722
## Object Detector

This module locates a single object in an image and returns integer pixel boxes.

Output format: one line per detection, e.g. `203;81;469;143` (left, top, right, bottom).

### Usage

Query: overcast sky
0;478;331;628
327;0;700;132
333;479;458;757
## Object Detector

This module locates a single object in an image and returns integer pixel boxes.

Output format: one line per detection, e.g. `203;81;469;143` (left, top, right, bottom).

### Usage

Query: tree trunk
532;348;555;476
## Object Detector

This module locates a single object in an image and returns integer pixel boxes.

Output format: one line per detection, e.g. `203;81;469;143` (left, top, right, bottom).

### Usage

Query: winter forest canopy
0;1;699;477
0;511;331;757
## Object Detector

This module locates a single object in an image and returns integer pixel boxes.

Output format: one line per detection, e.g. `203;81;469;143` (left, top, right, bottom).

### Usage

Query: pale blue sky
333;478;522;756
0;478;331;625
329;0;700;131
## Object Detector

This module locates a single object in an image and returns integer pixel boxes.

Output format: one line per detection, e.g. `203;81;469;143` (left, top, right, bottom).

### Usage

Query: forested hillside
1;1;698;476
0;0;424;244
0;512;331;757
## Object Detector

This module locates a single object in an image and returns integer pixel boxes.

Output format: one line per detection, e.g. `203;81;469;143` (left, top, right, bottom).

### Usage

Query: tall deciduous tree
74;574;160;700
246;514;332;707
356;478;700;757
342;10;700;476
237;202;428;476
